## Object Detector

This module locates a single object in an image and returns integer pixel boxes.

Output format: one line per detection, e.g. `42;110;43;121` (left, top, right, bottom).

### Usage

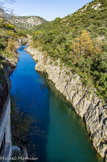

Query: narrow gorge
10;45;104;162
0;0;107;161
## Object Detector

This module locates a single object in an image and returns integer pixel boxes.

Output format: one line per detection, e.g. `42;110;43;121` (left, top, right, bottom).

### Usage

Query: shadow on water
10;46;103;162
44;80;103;162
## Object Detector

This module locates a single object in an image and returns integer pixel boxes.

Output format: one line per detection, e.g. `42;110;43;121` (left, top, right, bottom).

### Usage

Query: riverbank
26;46;107;161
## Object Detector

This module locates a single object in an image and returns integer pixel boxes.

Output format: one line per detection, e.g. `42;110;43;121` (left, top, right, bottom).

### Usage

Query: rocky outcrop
8;16;47;29
26;46;107;160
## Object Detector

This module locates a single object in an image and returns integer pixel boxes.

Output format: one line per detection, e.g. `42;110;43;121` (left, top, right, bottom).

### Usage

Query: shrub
54;62;58;66
4;23;14;30
5;38;17;53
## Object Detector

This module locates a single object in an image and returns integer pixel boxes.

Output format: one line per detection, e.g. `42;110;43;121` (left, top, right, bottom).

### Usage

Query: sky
3;0;93;21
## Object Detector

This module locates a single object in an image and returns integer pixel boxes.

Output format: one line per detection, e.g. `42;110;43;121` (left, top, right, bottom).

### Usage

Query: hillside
32;0;107;100
8;16;47;29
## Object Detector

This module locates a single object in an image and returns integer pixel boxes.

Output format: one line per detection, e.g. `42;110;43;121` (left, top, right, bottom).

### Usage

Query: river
10;46;103;162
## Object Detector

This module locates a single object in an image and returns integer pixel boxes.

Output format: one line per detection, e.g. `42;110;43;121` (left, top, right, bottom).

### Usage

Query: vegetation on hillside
32;0;107;99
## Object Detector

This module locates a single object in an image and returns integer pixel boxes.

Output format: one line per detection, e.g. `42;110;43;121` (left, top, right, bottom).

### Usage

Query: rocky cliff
8;16;47;29
26;46;107;160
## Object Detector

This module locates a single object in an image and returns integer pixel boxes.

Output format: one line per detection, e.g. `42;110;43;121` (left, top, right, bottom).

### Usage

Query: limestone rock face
8;16;47;29
26;46;107;159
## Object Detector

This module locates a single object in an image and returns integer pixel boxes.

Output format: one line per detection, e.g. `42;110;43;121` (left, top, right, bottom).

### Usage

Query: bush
4;23;14;30
0;37;8;49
